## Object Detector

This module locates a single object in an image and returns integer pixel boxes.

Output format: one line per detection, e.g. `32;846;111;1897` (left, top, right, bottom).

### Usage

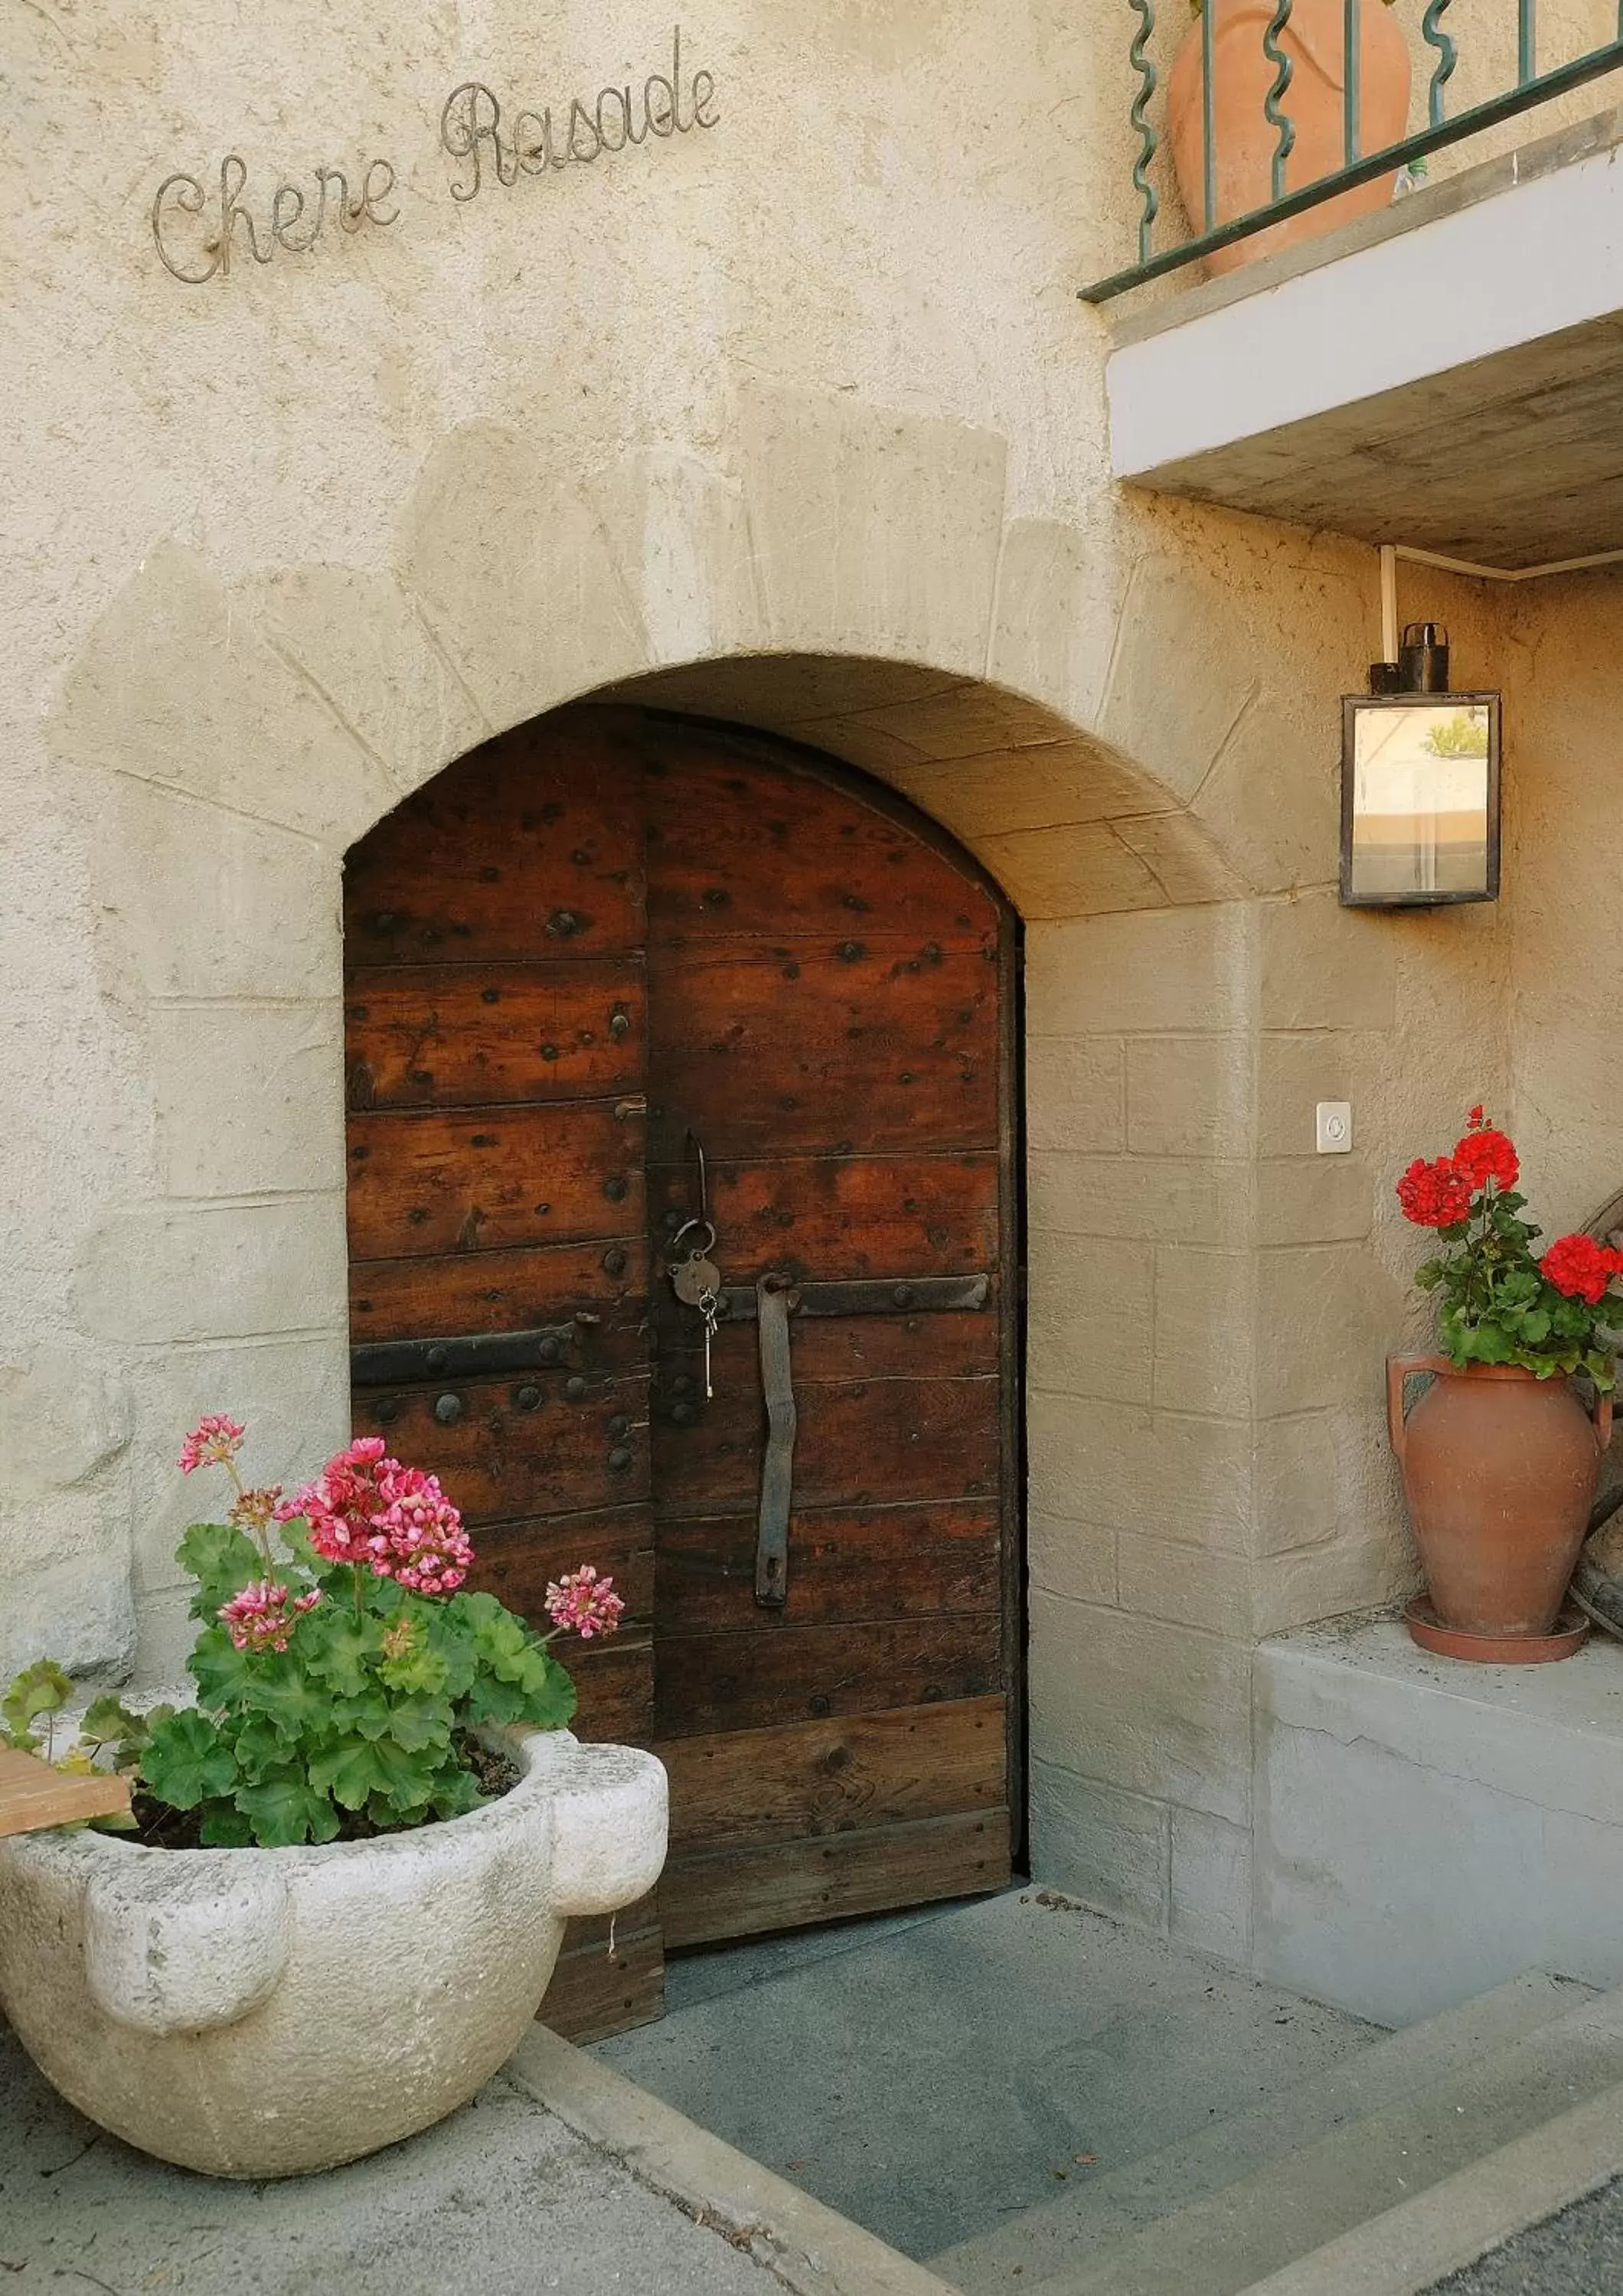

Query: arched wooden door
343;707;1021;2038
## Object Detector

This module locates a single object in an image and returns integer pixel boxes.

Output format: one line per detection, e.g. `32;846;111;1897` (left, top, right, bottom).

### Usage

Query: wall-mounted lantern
1341;624;1501;909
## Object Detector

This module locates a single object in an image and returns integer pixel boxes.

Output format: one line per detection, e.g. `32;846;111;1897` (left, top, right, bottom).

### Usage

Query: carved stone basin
0;1730;667;2179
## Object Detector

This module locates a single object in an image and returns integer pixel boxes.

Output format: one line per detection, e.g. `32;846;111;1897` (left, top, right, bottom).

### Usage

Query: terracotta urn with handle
1169;0;1412;276
1388;1358;1612;1642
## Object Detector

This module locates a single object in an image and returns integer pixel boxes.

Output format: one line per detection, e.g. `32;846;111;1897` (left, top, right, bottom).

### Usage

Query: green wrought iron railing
1083;1;1623;302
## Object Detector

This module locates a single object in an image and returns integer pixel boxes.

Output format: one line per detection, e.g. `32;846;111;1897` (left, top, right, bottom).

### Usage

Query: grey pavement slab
0;2023;782;2296
592;1887;1378;2262
1431;2178;1623;2296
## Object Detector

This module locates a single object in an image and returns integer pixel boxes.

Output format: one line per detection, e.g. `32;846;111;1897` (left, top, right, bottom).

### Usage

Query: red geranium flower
1540;1233;1623;1306
1452;1122;1519;1194
1396;1156;1475;1229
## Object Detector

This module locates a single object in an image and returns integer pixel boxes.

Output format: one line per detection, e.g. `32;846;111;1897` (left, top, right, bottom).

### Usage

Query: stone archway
38;394;1281;1968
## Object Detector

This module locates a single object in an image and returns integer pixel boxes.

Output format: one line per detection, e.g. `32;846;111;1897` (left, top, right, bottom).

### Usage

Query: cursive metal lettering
153;24;719;285
152;147;399;283
439;28;718;203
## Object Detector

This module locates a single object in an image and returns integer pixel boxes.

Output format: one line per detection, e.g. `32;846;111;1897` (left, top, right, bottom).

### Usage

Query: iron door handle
756;1276;798;1608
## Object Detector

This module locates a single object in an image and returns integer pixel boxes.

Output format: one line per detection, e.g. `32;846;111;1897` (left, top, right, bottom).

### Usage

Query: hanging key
672;1254;723;1399
668;1216;723;1401
698;1285;721;1401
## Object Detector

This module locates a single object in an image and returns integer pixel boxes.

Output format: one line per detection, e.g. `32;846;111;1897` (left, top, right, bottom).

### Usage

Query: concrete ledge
508;2025;962;2296
1242;2077;1623;2295
1105;108;1623;566
1255;1619;1623;2022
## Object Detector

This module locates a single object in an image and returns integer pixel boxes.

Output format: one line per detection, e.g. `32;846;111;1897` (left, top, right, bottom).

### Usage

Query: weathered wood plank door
343;706;1020;2037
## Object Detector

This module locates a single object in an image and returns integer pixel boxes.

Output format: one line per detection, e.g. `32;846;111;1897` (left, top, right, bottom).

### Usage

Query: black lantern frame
1340;692;1502;911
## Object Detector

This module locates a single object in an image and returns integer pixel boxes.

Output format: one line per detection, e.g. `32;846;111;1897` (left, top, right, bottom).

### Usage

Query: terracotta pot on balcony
1169;0;1412;277
1387;1358;1611;1661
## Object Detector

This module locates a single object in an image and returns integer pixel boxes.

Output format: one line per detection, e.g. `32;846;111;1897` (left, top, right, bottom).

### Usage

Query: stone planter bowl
0;1730;667;2179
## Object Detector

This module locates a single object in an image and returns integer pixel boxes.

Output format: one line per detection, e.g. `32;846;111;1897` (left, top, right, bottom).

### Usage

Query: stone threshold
509;2024;962;2296
1244;2077;1623;2295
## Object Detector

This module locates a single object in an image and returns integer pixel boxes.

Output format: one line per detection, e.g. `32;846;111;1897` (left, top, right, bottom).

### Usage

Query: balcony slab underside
1107;109;1623;571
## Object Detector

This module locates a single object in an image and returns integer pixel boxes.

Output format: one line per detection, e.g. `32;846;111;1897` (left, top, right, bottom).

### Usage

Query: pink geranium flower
219;1580;322;1654
280;1439;475;1592
179;1415;246;1475
544;1565;626;1640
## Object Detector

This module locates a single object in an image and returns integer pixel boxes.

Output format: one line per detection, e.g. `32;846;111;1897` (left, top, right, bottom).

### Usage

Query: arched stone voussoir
47;540;400;850
601;654;1248;915
592;448;769;677
393;422;654;740
731;380;1009;677
988;516;1132;742
245;566;491;810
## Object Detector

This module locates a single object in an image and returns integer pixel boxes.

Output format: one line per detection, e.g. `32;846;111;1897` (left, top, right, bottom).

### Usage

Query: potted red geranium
1390;1110;1622;1660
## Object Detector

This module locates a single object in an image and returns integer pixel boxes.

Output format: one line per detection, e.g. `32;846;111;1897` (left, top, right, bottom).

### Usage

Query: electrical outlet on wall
1316;1101;1354;1154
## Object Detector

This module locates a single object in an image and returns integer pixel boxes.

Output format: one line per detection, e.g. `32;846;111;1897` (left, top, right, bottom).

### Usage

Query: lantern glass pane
1342;696;1499;907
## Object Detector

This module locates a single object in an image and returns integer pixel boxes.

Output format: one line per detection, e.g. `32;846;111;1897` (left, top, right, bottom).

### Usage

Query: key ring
670;1216;717;1260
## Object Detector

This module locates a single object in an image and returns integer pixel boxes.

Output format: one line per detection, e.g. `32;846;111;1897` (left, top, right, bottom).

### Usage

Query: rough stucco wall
1504;571;1623;1237
0;0;1533;1965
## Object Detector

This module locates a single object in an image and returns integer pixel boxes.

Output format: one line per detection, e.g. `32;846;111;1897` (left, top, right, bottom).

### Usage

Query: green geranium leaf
178;1522;263;1618
425;1609;481;1701
276;1514;321;1572
141;1709;240;1811
465;1647;576;1732
302;1609;381;1699
377;1693;452;1754
429;1765;485;1821
230;1712;293;1783
78;1696;156;1773
243;1656;336;1738
457;1595;537;1681
234;1769;341;1848
331;1685;395;1743
462;1671;532;1727
80;1694;139;1747
378;1623;449;1698
188;1623;264;1714
198;1799;256;1848
309;1733;439;1814
2;1659;74;1750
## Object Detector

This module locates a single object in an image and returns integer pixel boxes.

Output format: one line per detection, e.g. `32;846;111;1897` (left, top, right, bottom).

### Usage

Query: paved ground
594;1885;1379;2262
0;2024;782;2296
1430;2177;1623;2295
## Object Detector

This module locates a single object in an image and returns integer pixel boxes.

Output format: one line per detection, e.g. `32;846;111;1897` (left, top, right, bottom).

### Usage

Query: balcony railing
1083;1;1623;303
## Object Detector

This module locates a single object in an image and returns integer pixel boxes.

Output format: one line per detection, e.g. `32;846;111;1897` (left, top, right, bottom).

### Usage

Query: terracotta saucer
1403;1598;1589;1665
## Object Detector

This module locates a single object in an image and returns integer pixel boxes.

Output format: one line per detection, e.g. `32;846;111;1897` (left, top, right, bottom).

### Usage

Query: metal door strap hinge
350;1323;579;1386
718;1273;990;1323
755;1277;797;1610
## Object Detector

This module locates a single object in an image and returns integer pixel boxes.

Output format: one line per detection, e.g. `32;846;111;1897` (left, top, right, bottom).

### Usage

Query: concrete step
1004;1979;1623;2296
930;1971;1598;2294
